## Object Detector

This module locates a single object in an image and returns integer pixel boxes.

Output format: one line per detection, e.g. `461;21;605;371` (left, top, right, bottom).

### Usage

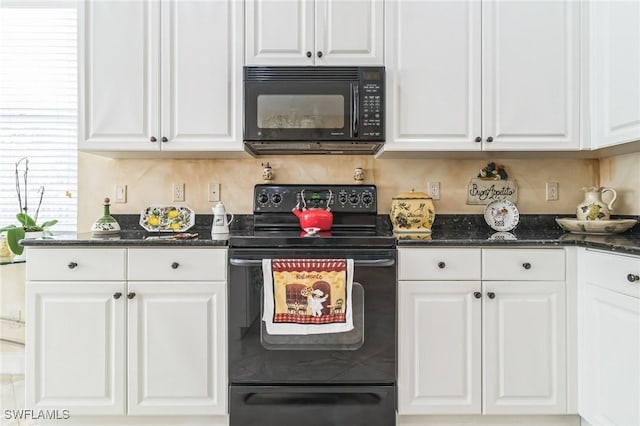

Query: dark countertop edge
395;238;640;256
21;239;228;247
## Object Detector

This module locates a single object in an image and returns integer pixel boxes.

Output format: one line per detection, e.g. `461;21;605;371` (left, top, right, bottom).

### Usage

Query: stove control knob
257;193;269;204
338;190;348;204
349;193;360;205
271;193;282;204
362;192;373;206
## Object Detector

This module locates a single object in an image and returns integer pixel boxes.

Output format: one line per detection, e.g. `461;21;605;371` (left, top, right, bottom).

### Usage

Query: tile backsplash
78;152;638;232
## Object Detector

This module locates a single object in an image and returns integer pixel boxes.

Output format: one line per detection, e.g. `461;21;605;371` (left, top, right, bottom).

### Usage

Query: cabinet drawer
128;248;226;281
582;249;640;299
482;249;565;281
398;248;481;280
27;248;126;281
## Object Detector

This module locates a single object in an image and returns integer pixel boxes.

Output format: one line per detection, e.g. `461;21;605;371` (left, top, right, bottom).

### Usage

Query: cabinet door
482;1;579;150
483;281;567;414
315;0;383;66
398;281;481;414
590;0;640;148
385;0;481;151
127;281;226;415
580;283;640;426
26;282;126;415
80;0;160;151
160;0;242;150
245;0;314;65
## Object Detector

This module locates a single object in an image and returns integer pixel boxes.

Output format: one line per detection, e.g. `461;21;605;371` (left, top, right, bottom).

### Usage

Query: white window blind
0;3;78;232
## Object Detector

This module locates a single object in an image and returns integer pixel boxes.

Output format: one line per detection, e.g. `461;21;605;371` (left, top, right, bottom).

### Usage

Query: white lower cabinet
398;247;568;416
26;247;227;419
578;249;640;426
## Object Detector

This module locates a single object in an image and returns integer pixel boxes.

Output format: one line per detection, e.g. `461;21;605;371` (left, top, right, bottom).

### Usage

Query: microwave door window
257;95;344;130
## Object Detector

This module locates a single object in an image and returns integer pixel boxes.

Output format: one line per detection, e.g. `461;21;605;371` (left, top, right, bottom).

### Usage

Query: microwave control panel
360;69;384;139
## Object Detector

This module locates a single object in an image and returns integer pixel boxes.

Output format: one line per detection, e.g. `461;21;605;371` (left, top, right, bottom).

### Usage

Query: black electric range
229;184;395;249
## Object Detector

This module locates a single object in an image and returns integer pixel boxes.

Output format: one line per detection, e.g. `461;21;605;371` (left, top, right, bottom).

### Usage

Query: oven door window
261;283;364;351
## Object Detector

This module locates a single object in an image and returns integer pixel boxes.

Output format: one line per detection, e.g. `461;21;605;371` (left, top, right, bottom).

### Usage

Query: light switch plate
546;182;559;201
428;181;441;200
115;185;127;203
173;183;185;202
208;183;220;202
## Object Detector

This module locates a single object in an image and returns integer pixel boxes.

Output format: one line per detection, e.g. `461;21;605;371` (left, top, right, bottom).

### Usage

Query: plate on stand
484;200;520;232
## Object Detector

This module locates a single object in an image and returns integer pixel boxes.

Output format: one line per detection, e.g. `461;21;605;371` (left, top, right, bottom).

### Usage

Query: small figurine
353;167;364;184
262;162;274;182
478;162;508;180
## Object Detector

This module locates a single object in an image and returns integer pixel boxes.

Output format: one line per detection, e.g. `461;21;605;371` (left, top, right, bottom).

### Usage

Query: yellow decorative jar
389;189;435;234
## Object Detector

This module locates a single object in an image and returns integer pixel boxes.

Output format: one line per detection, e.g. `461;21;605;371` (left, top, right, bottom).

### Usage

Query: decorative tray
139;206;195;232
484;200;520;232
555;218;637;235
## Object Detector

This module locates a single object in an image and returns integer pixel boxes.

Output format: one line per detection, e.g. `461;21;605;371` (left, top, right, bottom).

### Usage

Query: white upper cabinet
245;0;383;66
386;1;482;151
384;0;580;153
80;0;242;153
589;0;640;149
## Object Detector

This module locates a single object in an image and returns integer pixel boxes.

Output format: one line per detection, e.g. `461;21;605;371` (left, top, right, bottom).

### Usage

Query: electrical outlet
115;184;127;203
208;183;220;202
173;183;185;202
546;181;559;201
428;181;441;200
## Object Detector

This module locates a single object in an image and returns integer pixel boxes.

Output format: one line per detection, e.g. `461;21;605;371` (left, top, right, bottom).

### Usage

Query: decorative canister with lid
389;189;435;234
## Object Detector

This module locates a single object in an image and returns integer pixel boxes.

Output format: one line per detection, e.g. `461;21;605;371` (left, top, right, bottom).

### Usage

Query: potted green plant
0;158;57;257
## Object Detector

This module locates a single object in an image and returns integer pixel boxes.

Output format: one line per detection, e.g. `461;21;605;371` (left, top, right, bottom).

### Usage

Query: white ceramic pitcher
576;187;617;220
212;201;234;234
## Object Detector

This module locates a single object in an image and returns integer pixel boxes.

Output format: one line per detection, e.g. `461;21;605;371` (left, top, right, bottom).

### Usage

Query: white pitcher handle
226;212;234;225
602;187;617;211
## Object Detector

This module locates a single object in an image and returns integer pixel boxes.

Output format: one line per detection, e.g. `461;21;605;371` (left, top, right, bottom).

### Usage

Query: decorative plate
484;200;520;232
555;218;637;235
139;206;195;232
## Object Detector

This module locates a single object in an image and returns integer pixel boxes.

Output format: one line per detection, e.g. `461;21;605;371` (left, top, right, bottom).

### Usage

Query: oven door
228;248;396;385
244;81;354;141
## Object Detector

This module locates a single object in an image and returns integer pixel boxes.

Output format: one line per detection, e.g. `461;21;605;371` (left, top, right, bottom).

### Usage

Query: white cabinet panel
80;0;160;151
80;0;242;153
26;282;126;415
384;0;580;153
161;0;242;149
27;248;127;282
483;0;579;150
398;281;481;414
246;0;382;66
386;0;481;150
398;248;481;281
590;0;640;148
127;281;226;415
315;0;383;65
581;283;640;426
483;281;567;414
482;249;565;281
245;0;314;65
128;248;227;281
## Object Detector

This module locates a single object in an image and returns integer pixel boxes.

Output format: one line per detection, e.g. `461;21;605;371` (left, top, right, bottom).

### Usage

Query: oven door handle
230;258;395;267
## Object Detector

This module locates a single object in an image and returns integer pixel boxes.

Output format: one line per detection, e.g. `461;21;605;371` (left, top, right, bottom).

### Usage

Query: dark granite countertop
395;215;640;256
19;214;640;256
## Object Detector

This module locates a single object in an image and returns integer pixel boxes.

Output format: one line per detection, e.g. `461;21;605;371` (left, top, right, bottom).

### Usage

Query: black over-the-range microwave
243;66;385;155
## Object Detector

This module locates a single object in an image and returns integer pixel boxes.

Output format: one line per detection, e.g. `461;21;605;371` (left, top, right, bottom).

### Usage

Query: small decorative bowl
555;218;637;235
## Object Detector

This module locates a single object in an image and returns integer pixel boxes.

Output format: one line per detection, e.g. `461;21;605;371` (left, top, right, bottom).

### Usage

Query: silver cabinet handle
628;274;639;283
229;258;395;267
68;262;78;269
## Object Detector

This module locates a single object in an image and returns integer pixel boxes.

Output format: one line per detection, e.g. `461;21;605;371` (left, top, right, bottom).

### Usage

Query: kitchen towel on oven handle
262;258;354;335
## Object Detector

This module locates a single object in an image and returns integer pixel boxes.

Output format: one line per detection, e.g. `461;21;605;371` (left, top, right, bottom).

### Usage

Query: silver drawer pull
522;262;531;270
171;262;180;269
628;274;639;283
438;262;446;269
68;262;78;269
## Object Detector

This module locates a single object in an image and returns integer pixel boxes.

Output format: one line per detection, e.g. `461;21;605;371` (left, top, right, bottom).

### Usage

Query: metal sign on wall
467;178;518;205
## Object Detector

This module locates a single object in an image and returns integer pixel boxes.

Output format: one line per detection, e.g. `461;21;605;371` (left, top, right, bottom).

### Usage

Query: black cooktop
229;228;395;249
